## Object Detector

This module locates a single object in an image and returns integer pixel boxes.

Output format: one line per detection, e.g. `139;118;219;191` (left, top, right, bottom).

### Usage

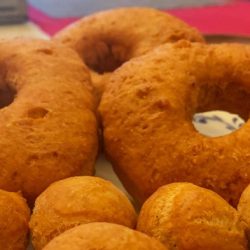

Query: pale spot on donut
27;107;49;119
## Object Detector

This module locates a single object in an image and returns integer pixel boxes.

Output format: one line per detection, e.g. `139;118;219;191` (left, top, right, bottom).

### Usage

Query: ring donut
99;41;250;206
0;39;98;203
53;7;204;95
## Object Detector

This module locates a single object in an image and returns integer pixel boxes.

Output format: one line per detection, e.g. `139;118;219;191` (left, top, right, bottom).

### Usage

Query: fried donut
0;39;98;203
238;184;250;241
53;7;204;95
43;222;167;250
30;176;137;250
0;189;30;250
99;41;250;206
137;183;247;250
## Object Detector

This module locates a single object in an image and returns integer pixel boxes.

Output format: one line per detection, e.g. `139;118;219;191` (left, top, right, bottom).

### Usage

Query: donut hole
0;85;16;108
193;111;245;137
82;38;130;74
193;82;248;137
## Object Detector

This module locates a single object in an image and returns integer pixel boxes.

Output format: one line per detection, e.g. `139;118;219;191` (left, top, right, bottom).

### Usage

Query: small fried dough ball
0;189;30;250
238;184;250;241
137;183;247;250
43;222;167;250
30;176;137;250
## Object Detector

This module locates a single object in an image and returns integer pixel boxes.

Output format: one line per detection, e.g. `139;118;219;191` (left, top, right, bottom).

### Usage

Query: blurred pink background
26;0;250;36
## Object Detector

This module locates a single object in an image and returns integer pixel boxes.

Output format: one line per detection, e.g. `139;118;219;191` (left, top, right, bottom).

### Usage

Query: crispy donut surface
43;222;167;250
0;39;98;203
0;189;30;250
99;41;250;206
237;184;250;241
53;7;204;94
30;176;137;250
137;183;247;250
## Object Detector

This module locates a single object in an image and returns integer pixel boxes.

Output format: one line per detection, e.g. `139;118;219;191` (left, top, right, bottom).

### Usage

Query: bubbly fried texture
54;7;204;94
99;41;250;206
0;189;30;250
0;39;98;204
30;176;137;250
43;222;167;250
238;184;250;241
137;183;247;250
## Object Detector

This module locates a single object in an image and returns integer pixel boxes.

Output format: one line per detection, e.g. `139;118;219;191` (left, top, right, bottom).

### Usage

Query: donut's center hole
0;85;16;109
193;111;245;137
192;83;248;137
83;40;128;74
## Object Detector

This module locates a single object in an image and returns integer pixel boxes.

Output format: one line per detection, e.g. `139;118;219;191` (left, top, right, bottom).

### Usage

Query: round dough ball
0;189;30;250
238;184;250;241
137;183;247;250
54;7;204;95
30;176;137;250
43;222;167;250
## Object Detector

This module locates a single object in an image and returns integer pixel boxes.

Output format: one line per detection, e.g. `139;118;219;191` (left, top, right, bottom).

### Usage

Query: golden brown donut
53;7;204;95
43;222;167;250
137;183;247;250
0;39;98;204
238;184;250;241
99;41;250;206
30;176;137;250
0;189;30;250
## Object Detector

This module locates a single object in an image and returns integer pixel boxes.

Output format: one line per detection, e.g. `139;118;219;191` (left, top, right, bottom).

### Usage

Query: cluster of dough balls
28;178;250;250
2;163;249;250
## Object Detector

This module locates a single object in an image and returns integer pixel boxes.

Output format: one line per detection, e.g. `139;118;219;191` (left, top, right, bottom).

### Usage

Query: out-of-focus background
27;0;227;17
0;0;249;38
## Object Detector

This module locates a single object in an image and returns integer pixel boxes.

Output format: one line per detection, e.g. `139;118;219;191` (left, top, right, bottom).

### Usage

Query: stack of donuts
1;7;250;250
